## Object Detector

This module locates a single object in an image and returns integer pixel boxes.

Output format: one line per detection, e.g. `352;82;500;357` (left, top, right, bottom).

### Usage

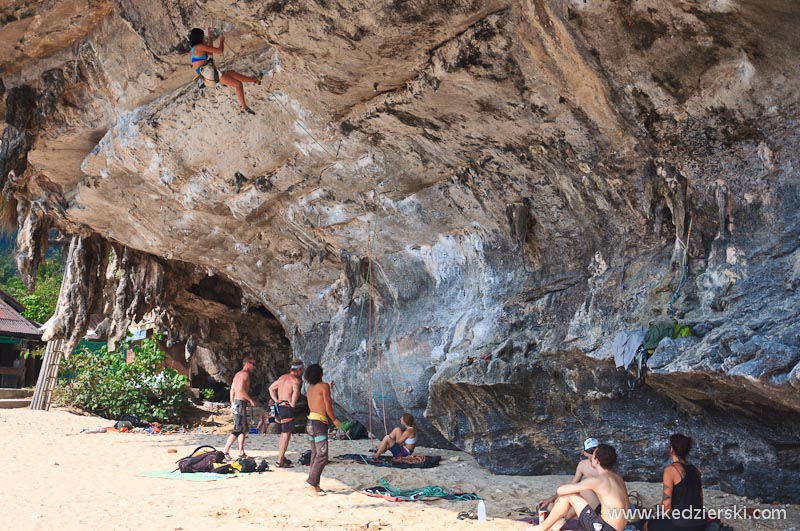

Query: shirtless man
268;359;304;467
531;444;629;531
537;438;602;518
222;356;257;460
303;363;341;495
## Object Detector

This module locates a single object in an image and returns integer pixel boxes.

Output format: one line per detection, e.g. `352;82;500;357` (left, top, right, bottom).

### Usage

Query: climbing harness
199;57;220;88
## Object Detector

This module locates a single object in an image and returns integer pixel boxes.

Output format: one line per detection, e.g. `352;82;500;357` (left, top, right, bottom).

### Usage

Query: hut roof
0;291;42;339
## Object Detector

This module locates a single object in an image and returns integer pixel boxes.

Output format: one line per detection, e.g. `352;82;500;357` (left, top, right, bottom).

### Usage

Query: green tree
0;248;63;323
55;333;190;422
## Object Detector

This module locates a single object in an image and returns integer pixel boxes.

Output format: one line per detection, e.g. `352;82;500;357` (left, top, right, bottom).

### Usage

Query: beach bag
200;59;220;87
116;414;149;429
176;445;225;473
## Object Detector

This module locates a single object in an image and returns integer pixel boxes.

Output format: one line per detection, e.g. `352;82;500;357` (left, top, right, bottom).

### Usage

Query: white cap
583;438;600;452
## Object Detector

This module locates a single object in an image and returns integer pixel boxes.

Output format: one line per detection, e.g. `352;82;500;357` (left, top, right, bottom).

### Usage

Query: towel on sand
337;454;441;469
138;470;248;481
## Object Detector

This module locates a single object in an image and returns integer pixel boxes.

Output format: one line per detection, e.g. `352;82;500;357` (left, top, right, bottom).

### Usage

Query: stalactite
644;157;690;264
14;199;51;291
506;198;532;247
42;234;109;355
0;86;36;191
102;244;169;349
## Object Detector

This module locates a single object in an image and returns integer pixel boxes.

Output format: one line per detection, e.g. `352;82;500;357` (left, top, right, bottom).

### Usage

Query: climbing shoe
241;107;256;115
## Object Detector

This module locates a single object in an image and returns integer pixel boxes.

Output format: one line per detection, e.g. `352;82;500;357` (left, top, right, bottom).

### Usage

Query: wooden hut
0;290;43;388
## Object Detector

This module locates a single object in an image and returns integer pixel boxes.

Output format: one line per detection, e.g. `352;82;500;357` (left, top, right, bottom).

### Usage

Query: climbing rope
261;72;480;504
366;230;389;436
260;73;408;437
362;199;404;437
349;274;370;410
210;18;224;66
262;73;346;166
258;71;376;418
366;240;375;436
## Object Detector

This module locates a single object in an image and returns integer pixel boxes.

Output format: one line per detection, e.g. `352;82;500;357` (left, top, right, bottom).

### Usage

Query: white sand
1;407;796;531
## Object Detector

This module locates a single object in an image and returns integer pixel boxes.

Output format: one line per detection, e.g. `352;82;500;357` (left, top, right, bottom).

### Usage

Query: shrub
55;333;189;422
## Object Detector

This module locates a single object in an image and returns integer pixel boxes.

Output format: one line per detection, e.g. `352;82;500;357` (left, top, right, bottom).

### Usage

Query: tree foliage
55;334;190;422
0;248;63;323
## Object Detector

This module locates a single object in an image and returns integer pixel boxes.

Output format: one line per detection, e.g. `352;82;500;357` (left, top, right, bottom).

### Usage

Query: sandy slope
1;408;796;531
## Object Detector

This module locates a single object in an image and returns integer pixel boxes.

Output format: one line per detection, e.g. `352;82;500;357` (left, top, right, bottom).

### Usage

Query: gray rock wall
1;0;799;501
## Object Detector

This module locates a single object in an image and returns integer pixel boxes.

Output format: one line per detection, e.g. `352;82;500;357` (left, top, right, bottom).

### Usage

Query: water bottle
477;499;486;522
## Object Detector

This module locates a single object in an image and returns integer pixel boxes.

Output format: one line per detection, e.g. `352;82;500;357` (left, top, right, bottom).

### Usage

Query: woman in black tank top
646;434;705;531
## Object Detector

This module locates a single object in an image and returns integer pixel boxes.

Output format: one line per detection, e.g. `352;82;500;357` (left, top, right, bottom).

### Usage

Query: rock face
2;0;799;501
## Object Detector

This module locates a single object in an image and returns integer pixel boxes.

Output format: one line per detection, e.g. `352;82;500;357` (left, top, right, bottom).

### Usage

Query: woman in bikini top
187;27;261;114
373;412;417;459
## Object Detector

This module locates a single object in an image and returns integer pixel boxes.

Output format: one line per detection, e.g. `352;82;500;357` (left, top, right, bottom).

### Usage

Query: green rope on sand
377;478;481;501
336;432;479;501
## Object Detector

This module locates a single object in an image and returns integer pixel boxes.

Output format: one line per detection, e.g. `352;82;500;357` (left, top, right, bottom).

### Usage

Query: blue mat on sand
139;470;252;481
337;454;441;469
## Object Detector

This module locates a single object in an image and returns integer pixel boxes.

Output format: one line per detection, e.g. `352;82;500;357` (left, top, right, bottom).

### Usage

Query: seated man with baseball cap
532;444;629;531
536;438;603;519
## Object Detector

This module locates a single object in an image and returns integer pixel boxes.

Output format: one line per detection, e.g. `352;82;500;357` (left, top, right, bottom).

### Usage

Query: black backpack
176;445;225;473
346;420;369;440
233;456;257;473
208;456;259;474
299;450;312;466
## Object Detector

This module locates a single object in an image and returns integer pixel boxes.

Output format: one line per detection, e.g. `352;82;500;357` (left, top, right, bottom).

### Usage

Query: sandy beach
1;407;796;531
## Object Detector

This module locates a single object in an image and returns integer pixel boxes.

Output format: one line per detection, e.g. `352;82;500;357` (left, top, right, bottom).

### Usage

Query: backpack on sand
299;450;311;466
231;456;257;473
176;445;225;473
337;420;368;440
209;456;258;474
346;420;368;440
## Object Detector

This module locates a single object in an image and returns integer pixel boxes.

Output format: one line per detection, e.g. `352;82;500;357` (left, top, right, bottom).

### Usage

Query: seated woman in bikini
188;27;261;114
372;413;417;459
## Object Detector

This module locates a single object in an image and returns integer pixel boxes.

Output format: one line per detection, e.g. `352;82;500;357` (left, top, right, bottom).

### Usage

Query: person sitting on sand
536;437;602;518
188;27;261;114
531;444;629;531
372;413;417;459
645;434;705;531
